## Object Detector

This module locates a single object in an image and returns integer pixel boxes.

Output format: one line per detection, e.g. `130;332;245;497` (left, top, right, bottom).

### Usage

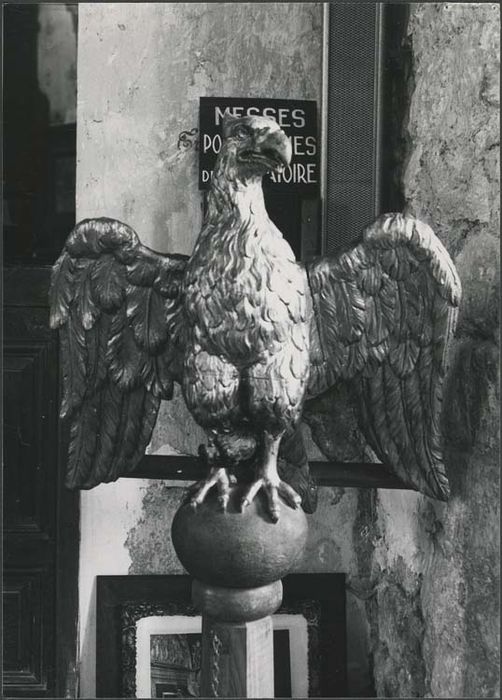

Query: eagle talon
278;481;302;509
187;466;231;509
240;477;301;521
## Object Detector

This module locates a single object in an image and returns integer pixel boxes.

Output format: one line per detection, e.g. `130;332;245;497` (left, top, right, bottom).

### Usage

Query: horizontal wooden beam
129;454;409;490
310;461;408;489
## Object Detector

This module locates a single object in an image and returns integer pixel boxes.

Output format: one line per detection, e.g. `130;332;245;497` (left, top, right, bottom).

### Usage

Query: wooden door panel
3;571;45;691
3;266;78;698
4;342;56;535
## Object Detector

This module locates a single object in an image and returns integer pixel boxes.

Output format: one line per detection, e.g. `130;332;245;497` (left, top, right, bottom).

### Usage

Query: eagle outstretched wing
306;213;461;499
49;217;188;489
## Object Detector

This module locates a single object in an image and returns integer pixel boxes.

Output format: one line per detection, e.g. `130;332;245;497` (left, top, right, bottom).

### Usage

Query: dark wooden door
3;266;79;698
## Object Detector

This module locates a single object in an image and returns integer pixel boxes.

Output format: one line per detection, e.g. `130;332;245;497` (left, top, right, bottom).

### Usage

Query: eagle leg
188;441;233;511
241;431;302;522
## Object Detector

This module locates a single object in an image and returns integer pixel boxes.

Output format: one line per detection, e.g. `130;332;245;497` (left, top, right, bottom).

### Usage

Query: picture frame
133;611;309;697
96;574;347;698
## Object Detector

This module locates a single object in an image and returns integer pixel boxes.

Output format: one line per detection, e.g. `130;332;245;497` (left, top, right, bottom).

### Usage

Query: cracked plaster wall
356;4;500;697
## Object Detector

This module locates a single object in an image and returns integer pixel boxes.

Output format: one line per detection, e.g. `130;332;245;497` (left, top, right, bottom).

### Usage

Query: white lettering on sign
201;163;317;186
269;162;317;185
214;105;307;129
291;109;306;128
203;133;222;154
290;135;317;157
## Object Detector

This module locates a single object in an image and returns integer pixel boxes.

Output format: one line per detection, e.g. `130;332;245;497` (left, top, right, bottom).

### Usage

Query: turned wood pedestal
172;485;308;698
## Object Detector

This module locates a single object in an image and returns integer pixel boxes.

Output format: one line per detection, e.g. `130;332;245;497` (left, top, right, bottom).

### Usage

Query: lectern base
171;488;308;698
201;615;274;697
194;579;282;698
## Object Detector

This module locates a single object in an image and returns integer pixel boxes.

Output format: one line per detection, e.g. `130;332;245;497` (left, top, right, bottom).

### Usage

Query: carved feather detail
306;212;460;500
49;252;74;328
59;311;87;419
90;255;125;311
50;217;188;488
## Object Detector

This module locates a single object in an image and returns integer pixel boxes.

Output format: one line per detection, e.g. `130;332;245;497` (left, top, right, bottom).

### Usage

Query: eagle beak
258;129;292;172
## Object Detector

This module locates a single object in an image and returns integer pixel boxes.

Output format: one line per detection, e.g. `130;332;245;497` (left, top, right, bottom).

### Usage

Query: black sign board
199;97;319;196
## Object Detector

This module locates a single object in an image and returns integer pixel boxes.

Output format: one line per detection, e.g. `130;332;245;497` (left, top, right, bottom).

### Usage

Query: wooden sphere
172;484;308;588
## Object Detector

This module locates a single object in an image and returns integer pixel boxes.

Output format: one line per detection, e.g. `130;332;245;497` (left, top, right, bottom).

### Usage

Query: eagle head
221;113;292;179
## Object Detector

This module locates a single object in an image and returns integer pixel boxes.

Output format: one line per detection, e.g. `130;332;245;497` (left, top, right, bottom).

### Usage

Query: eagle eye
234;125;250;141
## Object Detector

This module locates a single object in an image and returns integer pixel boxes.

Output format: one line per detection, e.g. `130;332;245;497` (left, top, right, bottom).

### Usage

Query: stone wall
361;4;500;697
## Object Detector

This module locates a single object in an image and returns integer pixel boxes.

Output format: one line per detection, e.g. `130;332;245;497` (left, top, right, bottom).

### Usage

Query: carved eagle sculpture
50;114;461;521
